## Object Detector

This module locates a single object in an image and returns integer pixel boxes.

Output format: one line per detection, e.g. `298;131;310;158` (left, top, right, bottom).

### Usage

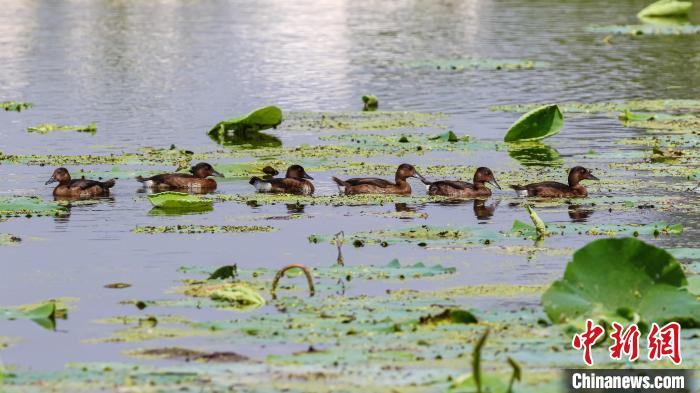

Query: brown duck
136;162;223;191
511;166;599;198
249;165;314;195
46;168;115;198
332;164;424;195
422;167;500;198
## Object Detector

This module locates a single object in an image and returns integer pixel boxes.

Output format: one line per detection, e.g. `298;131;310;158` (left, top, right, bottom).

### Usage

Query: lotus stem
472;328;489;393
525;204;547;240
335;231;345;266
506;357;522;393
271;264;315;300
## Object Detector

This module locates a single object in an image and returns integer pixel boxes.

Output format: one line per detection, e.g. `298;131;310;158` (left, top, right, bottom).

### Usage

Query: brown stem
271;264;315;300
335;231;345;266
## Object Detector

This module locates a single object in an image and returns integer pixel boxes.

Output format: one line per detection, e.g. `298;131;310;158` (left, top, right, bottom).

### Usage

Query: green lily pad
503;104;563;142
542;238;700;326
208;106;283;136
210;284;265;310
27;122;97;134
638;0;692;18
429;130;463;142
146;192;213;210
1;101;32;112
0;196;68;217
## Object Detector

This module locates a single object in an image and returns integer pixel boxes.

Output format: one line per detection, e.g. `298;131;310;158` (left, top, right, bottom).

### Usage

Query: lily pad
0;196;68;217
638;0;692;18
542;238;700;327
503;104;563;142
362;95;378;111
146;192;213;211
210;284;266;310
405;58;543;71
208;106;283;136
27;122;96;134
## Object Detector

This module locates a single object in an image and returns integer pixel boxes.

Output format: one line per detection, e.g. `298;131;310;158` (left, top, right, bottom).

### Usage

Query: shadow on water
507;142;562;167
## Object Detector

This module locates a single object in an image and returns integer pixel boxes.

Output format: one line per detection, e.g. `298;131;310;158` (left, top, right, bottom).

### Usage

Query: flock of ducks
46;163;600;199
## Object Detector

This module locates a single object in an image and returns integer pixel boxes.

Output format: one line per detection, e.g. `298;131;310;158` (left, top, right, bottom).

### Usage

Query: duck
46;168;115;198
332;164;424;195
249;165;314;195
421;167;500;198
136;162;223;191
510;166;599;198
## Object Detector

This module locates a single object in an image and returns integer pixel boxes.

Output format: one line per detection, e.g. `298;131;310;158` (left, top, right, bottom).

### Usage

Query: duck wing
343;178;393;187
69;179;112;190
431;180;472;190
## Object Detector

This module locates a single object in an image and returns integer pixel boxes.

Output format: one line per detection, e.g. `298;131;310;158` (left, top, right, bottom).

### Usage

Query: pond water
1;0;699;389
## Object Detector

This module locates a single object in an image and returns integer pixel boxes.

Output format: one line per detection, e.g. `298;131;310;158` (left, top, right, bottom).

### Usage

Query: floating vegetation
27;122;97;134
1;101;32;112
542;238;700;327
0;300;69;331
362;95;378;111
126;347;248;362
405;58;544;71
0;196;68;217
214;193;450;207
637;0;692;18
491;99;700;114
0;234;21;245
146;192;213;212
282;111;446;132
587;23;700;35
208;105;283;137
503;104;563;142
0;146;208;167
132;225;276;234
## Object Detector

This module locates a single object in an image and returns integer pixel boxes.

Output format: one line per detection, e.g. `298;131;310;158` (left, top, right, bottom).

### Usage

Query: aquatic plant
542;238;700;327
132;225;276;234
362;95;378;111
1;101;32;112
503;104;563;142
637;0;692;18
27;122;97;134
208;105;283;136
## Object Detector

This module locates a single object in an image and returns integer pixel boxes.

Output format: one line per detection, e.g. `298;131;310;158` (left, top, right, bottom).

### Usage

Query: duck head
190;162;224;178
286;165;313;180
474;167;501;189
46;168;71;185
395;163;425;182
568;166;599;186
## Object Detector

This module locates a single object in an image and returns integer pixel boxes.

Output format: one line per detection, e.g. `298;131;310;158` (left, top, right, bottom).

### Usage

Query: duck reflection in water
473;199;499;220
568;204;594;222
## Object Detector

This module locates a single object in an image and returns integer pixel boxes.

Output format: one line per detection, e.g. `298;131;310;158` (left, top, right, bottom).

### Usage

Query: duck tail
102;179;116;189
331;177;347;187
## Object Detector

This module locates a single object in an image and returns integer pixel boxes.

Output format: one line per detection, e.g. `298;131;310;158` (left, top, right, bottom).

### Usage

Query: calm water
1;0;699;370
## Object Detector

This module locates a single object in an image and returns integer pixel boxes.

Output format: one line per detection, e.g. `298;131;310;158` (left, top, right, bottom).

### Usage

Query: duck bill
413;172;427;182
585;173;600;181
489;178;502;190
212;170;225;178
45;176;57;185
302;172;314;180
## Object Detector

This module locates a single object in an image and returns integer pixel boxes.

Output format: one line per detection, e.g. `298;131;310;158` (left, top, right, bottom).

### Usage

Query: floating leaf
146;192;213;210
503;104;563;142
133;225;275;234
208;106;283;136
542;238;700;327
0;196;68;217
418;309;478;325
638;0;692;18
210;284;265;310
27;122;96;134
405;58;543;71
